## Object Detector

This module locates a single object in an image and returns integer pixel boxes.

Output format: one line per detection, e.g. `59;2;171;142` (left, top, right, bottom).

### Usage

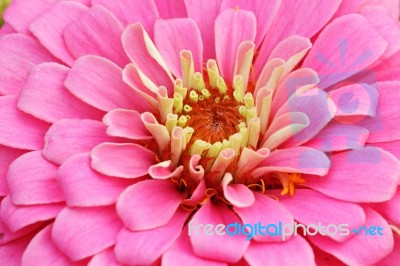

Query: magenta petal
245;236;314;266
305;147;400;202
115;209;189;265
215;9;256;82
154;18;203;76
91;143;156;178
52;206;122;261
18;62;103;123
0;96;49;150
59;153;132;207
373;140;400;160
0;232;31;266
0;33;57;95
65;55;149;112
29;1;88;65
63;6;129;67
234;192;294;242
0;196;64;233
189;202;249;263
7;151;64;205
0;145;25;196
88;247;122;266
374;189;400;225
0;219;39;246
103;109;152;140
310;208;394;266
377;233;400;266
155;0;187;18
303;14;387;89
278;189;366;242
116;179;186;230
43;119;114;165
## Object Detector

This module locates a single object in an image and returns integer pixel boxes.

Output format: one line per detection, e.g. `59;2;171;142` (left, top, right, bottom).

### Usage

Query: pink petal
0;233;32;266
305;147;400;202
7;151;64;205
18;62;104;123
162;228;227;266
220;0;281;47
245;236;315;266
154;18;203;77
149;161;184;180
0;219;40;246
22;225;83;266
268;35;312;62
43;119;115;165
91;0;159;35
215;9;256;82
88;248;122;266
302;14;387;89
115;209;189;265
52;206;122;261
372;140;400;160
59;153;132;207
116;179;186;230
360;81;400;143
373;189;400;225
304;123;369;152
189;201;249;263
0;33;57;95
103;109;153;140
3;0;57;33
29;1;88;65
0;145;25;196
155;0;187;18
233;192;294;242
122;23;174;92
255;0;342;76
0;96;49;150
377;233;400;266
65;55;149;112
183;0;221;60
63;6;129;67
0;196;64;233
91;143;156;178
310;208;394;266
253;147;331;178
222;173;255;208
278;189;366;242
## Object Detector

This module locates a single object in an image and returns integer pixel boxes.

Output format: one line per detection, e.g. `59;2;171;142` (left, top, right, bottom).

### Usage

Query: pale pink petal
29;1;88;65
155;0;187;18
22;225;84;266
3;0;57;33
103;109;152;140
220;0;281;47
117;179;186;230
63;6;129;67
253;147;331;178
245;236;315;266
59;153;132;207
221;173;255;208
255;0;342;76
189;202;249;263
91;143;156;178
233;192;294;242
278;189;366;242
0;96;49;150
0;196;64;233
88;248;122;266
302;14;387;89
374;189;400;225
268;35;312;62
91;0;159;35
304;123;369;152
0;34;57;95
65;55;149;112
0;233;32;266
360;81;400;143
115;209;189;265
215;9;256;82
154;18;203;77
122;24;174;92
7;151;64;205
52;206;122;261
183;0;221;60
0;145;25;196
149;161;184;180
18;63;104;123
363;0;400;19
305;147;400;202
163;228;227;266
43;119;115;165
310;208;394;266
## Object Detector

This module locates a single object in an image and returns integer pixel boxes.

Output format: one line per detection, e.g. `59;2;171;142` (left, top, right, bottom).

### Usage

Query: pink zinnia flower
0;0;400;265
